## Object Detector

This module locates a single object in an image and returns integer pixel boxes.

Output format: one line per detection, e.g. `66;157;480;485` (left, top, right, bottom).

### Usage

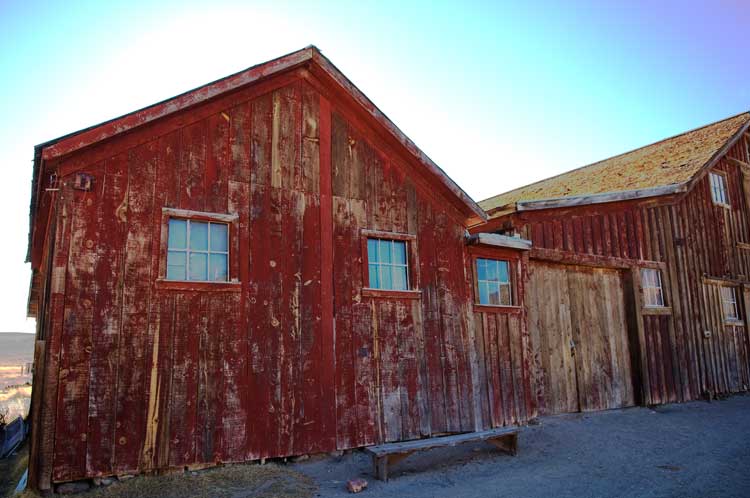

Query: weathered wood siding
499;134;750;407
30;73;532;488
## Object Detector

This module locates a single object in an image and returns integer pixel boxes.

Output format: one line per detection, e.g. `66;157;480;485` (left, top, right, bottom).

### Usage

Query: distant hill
0;333;34;393
0;333;34;365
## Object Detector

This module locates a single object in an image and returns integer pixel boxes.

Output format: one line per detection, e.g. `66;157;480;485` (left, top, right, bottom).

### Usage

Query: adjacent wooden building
479;113;750;415
25;47;535;491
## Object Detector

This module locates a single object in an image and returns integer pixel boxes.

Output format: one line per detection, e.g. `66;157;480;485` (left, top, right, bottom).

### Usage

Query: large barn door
567;267;635;412
528;263;579;415
528;262;635;415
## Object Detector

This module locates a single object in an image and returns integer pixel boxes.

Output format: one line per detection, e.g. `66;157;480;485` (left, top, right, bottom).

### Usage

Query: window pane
392;241;407;265
498;261;509;283
367;239;379;264
722;301;733;319
393;266;408;290
369;264;380;288
478;281;489;304
168;219;187;249
721;286;734;302
210;223;228;252
641;269;652;288
476;259;487;281
209;254;228;282
189;252;208;281
166;251;186;280
486;259;498;281
190;221;209;251
378;240;392;264
646;288;657;307
654;288;664;307
499;284;512;305
380;264;393;289
488;282;501;305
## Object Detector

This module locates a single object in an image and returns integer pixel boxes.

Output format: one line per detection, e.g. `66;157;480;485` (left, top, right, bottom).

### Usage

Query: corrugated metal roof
481;112;750;215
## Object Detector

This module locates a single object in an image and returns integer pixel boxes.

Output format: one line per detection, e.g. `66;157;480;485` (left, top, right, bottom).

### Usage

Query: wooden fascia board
515;183;686;212
40;47;315;161
309;50;487;223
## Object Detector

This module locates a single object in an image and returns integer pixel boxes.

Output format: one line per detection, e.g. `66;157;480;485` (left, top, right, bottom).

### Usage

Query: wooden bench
364;427;519;481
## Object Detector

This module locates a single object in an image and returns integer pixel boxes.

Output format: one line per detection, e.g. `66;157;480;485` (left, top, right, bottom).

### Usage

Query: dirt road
296;394;750;498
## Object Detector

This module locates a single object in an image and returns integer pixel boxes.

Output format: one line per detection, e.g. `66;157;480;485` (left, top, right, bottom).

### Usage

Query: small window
641;268;665;307
721;286;739;322
167;218;229;282
709;171;730;207
476;258;512;306
367;238;409;290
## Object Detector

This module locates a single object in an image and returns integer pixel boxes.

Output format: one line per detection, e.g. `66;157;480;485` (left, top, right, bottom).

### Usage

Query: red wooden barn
479;113;750;415
25;47;535;491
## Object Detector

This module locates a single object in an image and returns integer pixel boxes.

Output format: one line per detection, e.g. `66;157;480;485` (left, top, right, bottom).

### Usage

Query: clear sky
1;0;749;333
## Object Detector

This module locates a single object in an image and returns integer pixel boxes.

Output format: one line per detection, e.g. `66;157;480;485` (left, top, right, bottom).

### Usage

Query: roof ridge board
480;110;750;206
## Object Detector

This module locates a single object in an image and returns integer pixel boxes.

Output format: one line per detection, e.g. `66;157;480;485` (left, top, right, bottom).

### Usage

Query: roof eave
514;183;687;212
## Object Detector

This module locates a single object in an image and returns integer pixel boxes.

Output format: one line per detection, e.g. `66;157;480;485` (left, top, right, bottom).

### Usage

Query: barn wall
30;74;531;487
497;135;750;407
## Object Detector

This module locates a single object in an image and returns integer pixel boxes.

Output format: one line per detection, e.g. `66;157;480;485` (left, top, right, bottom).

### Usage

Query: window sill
155;279;242;292
642;306;672;315
713;202;731;209
725;319;744;326
361;288;422;300
474;304;523;314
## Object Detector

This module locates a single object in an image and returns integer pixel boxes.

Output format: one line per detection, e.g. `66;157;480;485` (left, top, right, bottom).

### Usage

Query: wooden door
567;267;634;412
528;262;635;415
528;263;579;415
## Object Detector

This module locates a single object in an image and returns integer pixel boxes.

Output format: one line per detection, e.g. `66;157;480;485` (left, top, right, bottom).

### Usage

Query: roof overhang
466;232;532;250
513;183;687;212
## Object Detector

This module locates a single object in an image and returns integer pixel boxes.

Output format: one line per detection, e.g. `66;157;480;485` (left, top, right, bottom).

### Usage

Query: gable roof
480;112;750;216
28;46;487;262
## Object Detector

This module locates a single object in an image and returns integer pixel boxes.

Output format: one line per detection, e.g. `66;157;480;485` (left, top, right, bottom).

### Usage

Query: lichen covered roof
481;112;750;214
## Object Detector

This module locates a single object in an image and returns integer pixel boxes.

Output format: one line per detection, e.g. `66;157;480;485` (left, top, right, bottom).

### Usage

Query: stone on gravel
347;478;368;493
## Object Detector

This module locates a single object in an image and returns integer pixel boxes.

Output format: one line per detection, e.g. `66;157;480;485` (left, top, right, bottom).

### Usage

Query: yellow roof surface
481;112;750;215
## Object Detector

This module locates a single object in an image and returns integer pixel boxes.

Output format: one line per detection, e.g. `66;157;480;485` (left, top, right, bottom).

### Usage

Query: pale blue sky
1;0;748;332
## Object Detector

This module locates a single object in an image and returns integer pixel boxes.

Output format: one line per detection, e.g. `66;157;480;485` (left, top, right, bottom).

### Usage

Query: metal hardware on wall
73;173;94;191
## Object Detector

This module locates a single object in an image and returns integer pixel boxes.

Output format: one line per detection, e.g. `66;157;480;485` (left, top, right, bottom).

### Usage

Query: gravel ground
295;394;750;498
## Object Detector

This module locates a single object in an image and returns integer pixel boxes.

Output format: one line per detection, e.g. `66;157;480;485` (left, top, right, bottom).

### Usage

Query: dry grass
0;440;28;498
18;462;317;498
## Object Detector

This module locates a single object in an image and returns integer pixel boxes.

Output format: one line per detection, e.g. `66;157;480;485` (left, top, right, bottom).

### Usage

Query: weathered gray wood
466;233;532;251
366;428;519;481
365;427;519;457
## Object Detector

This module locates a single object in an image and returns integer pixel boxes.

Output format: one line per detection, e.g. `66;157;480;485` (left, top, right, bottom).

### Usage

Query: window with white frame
709;171;730;206
641;268;665;307
476;258;512;306
721;286;739;322
166;218;229;282
367;238;409;290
